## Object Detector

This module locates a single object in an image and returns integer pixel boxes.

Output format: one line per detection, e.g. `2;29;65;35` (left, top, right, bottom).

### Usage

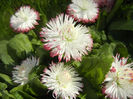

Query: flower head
102;54;133;99
67;0;99;23
40;14;93;62
12;56;39;85
41;62;83;99
10;6;40;32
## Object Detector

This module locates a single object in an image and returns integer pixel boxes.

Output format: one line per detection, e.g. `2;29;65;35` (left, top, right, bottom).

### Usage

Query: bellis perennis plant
12;56;39;85
10;6;40;32
102;54;133;99
67;0;99;23
41;62;83;99
40;14;93;62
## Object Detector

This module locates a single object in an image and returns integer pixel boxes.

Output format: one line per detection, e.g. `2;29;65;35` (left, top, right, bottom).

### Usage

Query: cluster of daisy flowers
9;1;133;99
10;2;94;98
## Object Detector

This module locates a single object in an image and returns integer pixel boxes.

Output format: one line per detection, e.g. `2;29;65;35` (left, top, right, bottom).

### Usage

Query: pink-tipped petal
10;6;40;33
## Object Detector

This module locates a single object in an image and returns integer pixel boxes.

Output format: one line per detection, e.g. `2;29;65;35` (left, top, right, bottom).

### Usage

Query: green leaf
80;79;100;99
76;43;116;98
28;69;38;81
41;14;48;24
114;42;128;57
72;61;81;68
31;39;42;46
78;43;114;89
89;27;101;43
0;40;14;64
8;34;33;57
89;26;107;44
10;85;24;93
12;91;36;99
29;65;45;81
1;90;15;99
28;30;38;39
28;30;42;45
0;73;13;85
78;94;86;99
0;82;7;90
108;20;133;31
0;92;2;96
12;92;23;99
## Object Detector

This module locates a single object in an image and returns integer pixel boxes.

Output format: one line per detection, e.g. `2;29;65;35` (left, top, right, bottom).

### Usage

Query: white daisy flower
41;62;83;99
67;0;99;23
40;14;93;62
12;56;39;85
102;54;133;99
10;6;40;32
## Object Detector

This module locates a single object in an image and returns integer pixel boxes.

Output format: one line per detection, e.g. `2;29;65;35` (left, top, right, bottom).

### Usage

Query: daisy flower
41;62;83;99
10;6;40;32
102;54;133;99
12;56;39;85
67;0;99;23
40;14;93;62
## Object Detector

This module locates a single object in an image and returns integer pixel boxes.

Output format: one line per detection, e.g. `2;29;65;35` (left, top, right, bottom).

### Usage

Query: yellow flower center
56;71;72;88
61;24;78;42
19;11;28;21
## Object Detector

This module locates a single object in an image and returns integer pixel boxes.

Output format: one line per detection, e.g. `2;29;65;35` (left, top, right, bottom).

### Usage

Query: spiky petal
102;54;133;99
40;14;93;62
41;62;83;99
10;6;40;32
12;56;39;85
67;0;99;23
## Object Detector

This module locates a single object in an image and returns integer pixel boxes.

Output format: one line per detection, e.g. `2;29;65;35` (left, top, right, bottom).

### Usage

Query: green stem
106;0;124;24
96;10;107;31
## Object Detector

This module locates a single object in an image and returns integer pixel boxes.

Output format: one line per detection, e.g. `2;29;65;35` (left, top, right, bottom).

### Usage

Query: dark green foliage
113;42;128;57
0;73;13;85
0;0;133;99
76;43;114;98
0;82;7;91
108;20;133;31
8;34;33;57
106;0;124;24
0;40;14;65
